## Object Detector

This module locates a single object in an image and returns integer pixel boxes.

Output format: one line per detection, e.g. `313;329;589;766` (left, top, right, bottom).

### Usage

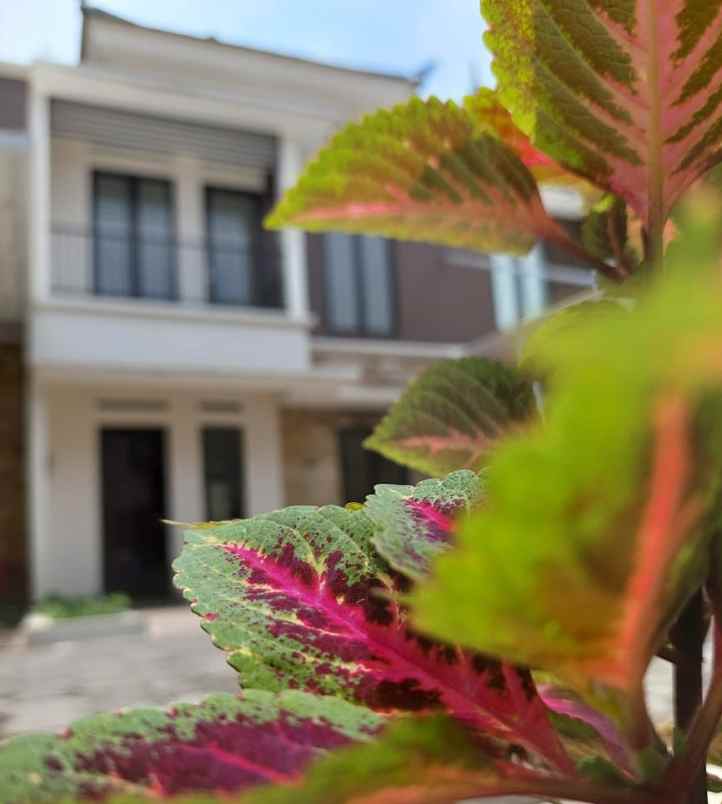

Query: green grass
31;593;131;620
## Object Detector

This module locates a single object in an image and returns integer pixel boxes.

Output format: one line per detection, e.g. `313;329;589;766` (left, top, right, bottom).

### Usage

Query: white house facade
0;8;595;603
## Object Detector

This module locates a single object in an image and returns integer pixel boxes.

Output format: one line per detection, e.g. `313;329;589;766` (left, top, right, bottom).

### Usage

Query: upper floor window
206;187;262;306
323;234;396;337
93;172;176;300
490;235;596;331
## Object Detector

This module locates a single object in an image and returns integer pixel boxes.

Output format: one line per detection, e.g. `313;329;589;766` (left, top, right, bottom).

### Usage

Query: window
490;238;596;331
489;247;547;331
93;172;176;300
339;427;408;504
323;234;395;337
206;188;262;305
202;427;245;521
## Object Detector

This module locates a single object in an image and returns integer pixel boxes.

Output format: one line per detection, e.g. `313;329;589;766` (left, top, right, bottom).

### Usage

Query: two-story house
0;7;595;605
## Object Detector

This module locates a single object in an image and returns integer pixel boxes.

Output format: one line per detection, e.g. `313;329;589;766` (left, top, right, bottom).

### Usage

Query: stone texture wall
282;409;381;507
0;343;25;604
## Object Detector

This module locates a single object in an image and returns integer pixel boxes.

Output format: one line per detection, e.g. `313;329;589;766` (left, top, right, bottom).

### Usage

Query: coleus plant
6;2;722;803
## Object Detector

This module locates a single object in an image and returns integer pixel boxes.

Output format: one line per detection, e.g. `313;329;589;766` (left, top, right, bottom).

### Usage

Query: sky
0;1;492;100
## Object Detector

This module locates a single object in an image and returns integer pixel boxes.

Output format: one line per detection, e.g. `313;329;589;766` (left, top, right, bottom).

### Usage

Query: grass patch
31;594;131;620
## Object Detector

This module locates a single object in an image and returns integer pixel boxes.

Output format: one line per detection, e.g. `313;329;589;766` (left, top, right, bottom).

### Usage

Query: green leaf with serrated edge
481;0;722;238
464;88;593;191
366;358;536;477
0;690;382;802
413;233;722;742
173;503;572;772
266;94;588;259
365;471;483;582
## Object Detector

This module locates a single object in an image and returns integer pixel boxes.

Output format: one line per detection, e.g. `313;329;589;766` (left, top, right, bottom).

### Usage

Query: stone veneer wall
282;410;382;507
0;343;25;604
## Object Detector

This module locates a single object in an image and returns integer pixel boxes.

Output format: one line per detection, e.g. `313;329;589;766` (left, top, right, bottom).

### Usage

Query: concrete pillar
167;396;204;565
277;138;310;321
490;254;520;331
46;387;100;598
27;377;49;600
175;157;205;305
29;90;50;303
244;396;285;515
519;244;547;320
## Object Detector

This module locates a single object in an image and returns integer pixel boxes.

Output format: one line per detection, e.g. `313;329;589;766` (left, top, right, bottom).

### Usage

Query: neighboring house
0;7;595;604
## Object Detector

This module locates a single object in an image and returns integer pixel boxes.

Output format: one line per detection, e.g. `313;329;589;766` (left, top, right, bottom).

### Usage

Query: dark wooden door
101;428;169;599
338;427;409;505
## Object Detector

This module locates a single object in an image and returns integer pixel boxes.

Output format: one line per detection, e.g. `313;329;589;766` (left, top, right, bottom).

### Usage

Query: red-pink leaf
0;691;383;801
365;471;483;581
483;0;722;240
174;506;572;772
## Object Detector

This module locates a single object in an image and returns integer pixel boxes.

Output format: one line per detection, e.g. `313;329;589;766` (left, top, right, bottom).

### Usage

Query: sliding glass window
93;172;176;300
323;234;396;337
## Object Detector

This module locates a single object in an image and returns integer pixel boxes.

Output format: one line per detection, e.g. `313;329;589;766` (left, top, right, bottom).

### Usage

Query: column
490;254;520;331
29;89;51;303
27;376;49;600
277;138;310;321
168;397;204;565
175;157;205;304
519;244;547;320
244;396;285;515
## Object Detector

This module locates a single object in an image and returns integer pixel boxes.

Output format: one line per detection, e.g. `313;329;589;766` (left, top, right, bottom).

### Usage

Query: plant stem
549;221;627;283
668;591;709;804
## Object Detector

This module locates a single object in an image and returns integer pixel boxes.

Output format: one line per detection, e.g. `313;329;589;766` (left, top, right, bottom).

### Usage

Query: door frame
98;423;171;597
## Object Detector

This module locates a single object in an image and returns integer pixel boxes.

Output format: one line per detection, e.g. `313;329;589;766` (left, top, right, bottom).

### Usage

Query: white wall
34;384;285;598
32;305;310;374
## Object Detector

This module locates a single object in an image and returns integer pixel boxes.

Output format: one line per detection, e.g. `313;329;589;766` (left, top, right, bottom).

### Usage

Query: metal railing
51;226;284;310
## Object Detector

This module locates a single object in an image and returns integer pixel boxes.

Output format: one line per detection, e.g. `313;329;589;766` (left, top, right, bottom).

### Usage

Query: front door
101;428;169;599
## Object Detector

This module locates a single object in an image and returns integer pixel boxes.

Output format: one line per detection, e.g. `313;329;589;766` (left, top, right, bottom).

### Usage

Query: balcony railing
50;226;283;309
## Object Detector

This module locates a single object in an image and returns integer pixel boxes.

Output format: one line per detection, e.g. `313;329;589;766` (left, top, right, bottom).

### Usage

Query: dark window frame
92;170;178;301
321;234;399;339
204;186;265;306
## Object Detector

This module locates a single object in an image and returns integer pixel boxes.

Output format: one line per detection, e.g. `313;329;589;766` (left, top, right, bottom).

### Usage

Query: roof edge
80;4;420;87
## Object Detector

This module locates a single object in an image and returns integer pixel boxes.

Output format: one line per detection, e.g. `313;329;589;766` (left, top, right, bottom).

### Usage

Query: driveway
0;606;238;736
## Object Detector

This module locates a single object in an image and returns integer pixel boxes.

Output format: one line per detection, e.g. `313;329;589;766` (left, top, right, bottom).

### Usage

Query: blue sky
0;1;491;99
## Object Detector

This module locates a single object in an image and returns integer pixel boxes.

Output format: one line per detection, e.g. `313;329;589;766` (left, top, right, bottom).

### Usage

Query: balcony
30;226;312;378
50;226;283;309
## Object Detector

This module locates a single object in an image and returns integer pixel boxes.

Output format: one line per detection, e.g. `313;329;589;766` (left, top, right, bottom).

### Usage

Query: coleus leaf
481;0;722;239
464;88;588;189
237;715;616;804
0;690;382;802
365;358;536;477
173;503;572;771
413;243;722;740
365;470;483;581
266;93;596;261
238;715;496;804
